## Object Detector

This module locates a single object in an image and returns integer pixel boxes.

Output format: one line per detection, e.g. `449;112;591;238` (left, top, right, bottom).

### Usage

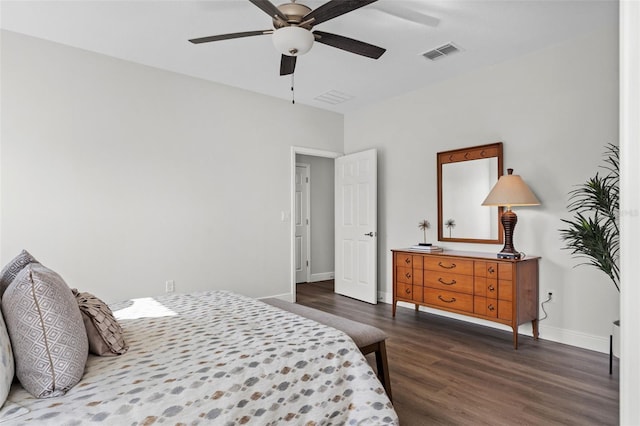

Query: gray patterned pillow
2;263;88;398
0;306;14;408
0;249;38;298
72;289;128;356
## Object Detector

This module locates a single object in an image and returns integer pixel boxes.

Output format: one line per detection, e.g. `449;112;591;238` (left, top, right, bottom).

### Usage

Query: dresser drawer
474;261;498;279
498;300;513;321
423;288;473;313
395;253;424;269
498;280;513;301
474;276;498;298
424;257;474;275
413;268;423;286
396;252;413;267
474;297;498;318
424;272;473;294
396;266;413;284
412;286;423;302
498;262;513;280
396;266;423;285
396;283;423;302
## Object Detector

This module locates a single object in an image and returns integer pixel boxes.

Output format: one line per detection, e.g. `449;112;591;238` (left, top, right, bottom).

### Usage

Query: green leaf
559;144;619;291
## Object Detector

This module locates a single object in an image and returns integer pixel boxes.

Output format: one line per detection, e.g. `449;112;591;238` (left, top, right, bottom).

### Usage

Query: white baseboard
537;323;609;354
378;290;392;304
258;292;294;303
309;272;334;282
378;291;610;354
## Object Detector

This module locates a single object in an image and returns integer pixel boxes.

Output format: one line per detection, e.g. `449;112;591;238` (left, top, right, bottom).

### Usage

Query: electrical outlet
546;289;555;302
166;280;175;293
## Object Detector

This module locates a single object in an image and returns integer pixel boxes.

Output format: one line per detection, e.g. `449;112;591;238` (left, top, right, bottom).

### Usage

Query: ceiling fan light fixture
272;26;314;56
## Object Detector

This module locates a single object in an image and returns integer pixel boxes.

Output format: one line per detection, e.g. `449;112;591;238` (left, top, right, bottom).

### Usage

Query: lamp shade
272;26;314;56
482;169;540;207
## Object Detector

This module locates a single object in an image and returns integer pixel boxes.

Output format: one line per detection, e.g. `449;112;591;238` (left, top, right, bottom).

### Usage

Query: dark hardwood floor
296;280;619;426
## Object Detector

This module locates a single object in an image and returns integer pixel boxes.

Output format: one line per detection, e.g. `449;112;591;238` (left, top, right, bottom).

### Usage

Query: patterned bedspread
3;291;398;425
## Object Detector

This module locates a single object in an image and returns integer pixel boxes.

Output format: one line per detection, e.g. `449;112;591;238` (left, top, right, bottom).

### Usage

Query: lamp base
497;251;521;260
498;208;521;260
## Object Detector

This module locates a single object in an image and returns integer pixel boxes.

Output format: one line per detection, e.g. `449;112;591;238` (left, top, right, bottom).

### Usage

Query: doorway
290;147;341;301
294;155;335;283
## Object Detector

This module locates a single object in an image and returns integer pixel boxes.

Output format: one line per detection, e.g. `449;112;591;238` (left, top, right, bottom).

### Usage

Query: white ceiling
0;0;618;113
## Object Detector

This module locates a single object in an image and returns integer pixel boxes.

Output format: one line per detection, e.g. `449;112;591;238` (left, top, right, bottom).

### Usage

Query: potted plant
418;219;431;246
559;143;619;354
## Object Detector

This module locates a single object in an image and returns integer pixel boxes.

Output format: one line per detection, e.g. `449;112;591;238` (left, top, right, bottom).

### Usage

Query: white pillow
0;249;38;298
2;263;88;398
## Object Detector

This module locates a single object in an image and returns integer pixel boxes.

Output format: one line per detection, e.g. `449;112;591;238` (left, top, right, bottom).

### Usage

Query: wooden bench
262;298;392;401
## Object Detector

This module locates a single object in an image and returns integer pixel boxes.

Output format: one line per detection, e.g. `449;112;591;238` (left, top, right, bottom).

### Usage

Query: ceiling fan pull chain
291;73;295;104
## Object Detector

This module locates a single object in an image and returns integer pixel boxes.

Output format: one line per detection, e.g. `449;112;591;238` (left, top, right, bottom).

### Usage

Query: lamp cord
539;293;552;321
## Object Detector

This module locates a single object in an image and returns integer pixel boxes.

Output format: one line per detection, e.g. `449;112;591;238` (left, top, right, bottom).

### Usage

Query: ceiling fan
189;0;387;76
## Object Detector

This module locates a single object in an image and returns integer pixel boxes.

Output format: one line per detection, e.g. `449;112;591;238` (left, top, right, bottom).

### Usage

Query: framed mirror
437;142;504;244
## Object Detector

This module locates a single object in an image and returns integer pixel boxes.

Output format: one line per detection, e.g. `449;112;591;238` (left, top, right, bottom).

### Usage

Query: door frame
290;147;342;302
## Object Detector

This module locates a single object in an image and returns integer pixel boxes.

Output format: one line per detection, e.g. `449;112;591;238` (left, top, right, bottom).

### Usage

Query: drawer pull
405;288;412;295
405;258;411;264
438;262;456;270
438;295;457;303
438;278;457;286
488;285;495;292
488;266;495;274
488;304;495;311
405;272;412;279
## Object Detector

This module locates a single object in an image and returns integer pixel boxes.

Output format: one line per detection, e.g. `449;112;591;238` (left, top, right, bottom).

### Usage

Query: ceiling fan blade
313;31;385;59
248;0;288;22
189;30;271;44
372;4;440;27
303;0;378;26
280;55;297;76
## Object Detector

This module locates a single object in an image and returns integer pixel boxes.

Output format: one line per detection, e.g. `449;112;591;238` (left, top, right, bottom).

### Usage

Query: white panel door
335;149;377;304
295;164;310;283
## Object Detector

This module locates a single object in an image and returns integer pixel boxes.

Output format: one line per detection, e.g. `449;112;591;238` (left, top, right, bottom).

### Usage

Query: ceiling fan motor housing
273;2;313;29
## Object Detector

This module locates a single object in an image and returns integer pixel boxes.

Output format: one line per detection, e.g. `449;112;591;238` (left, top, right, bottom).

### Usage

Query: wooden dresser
392;249;539;348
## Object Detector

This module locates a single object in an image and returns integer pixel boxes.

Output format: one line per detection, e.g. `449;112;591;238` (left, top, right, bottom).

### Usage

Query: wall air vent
314;90;354;105
422;43;461;61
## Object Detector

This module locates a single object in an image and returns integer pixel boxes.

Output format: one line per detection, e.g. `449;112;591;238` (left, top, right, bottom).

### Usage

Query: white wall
344;25;619;352
0;24;624;353
0;30;344;303
295;154;334;281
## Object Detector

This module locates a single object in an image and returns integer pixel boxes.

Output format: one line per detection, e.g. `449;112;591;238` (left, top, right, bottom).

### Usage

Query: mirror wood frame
437;142;504;244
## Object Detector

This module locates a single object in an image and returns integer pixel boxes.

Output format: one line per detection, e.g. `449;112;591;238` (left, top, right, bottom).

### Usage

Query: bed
1;290;398;425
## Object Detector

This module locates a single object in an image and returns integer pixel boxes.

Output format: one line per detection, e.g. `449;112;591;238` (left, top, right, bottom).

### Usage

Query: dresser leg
532;319;539;340
392;300;397;317
513;329;519;349
415;304;420;312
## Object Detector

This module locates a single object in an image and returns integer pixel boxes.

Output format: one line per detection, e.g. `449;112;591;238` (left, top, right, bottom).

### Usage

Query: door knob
364;232;375;237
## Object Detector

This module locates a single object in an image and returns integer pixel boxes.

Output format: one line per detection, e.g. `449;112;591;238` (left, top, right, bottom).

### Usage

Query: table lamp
482;168;540;259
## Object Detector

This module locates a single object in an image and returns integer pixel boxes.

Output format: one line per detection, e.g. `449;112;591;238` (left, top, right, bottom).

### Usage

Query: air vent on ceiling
314;90;354;105
422;43;461;61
